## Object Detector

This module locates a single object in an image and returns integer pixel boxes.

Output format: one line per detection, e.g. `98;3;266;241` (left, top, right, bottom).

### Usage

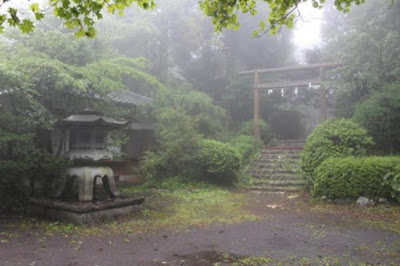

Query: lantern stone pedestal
55;166;121;201
29;196;145;225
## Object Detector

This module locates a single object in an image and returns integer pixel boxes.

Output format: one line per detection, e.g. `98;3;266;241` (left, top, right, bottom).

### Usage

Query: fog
0;1;400;263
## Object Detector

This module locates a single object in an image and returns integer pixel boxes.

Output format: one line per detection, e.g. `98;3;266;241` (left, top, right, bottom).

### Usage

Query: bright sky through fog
293;2;324;63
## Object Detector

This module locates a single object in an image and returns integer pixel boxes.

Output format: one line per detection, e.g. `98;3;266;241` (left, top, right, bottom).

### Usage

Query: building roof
108;90;152;106
60;108;127;128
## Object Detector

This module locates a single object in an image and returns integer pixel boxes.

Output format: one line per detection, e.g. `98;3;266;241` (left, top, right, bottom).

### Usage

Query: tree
319;0;400;117
0;28;162;158
310;0;400;154
0;0;367;37
200;0;367;35
353;83;400;154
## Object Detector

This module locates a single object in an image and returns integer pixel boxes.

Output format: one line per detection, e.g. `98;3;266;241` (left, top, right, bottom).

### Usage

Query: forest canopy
0;0;367;37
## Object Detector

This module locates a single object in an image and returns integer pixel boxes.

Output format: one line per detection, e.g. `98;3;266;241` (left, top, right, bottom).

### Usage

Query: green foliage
233;256;273;266
153;86;227;139
140;107;202;181
238;119;272;144
140;84;249;185
1;0;366;37
300;118;374;185
140;131;243;185
229;135;261;165
9;30;115;66
0;29;161;159
322;0;400;117
139;150;168;181
353;83;400;154
199;139;241;185
1;29;162;94
199;0;365;34
313;156;400;200
154;107;202;160
0;160;22;187
382;172;400;202
0;0;156;37
0;160;29;213
0;150;69;212
23;150;70;197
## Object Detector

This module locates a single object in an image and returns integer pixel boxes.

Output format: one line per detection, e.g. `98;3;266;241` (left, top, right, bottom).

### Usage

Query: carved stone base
29;197;145;225
55;166;120;201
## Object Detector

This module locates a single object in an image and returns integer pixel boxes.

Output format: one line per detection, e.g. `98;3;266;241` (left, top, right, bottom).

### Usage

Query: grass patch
117;187;259;234
364;220;400;234
120;176;214;195
1;180;259;238
307;198;400;234
232;256;273;266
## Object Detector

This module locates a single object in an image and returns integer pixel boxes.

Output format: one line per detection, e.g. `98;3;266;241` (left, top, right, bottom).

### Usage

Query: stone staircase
246;139;306;192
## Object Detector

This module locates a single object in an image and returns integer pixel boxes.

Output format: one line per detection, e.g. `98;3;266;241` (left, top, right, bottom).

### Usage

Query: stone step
249;173;301;180
250;168;297;175
252;179;306;186
246;185;305;192
279;139;306;143
252;159;300;164
278;139;306;145
252;161;299;168
262;149;303;154
245;139;306;192
268;146;304;150
252;162;300;169
258;153;301;160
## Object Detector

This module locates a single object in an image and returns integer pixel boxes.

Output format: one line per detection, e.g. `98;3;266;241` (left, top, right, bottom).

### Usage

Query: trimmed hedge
313;156;400;200
199;139;241;184
300;118;374;185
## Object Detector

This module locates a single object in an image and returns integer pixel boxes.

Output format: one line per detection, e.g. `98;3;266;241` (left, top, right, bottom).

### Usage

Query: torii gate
239;63;339;141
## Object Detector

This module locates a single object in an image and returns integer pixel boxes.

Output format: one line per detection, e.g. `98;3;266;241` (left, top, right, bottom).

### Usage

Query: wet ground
1;191;400;265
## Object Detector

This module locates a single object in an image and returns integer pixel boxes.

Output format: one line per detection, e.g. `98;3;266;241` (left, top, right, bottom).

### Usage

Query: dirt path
1;191;400;265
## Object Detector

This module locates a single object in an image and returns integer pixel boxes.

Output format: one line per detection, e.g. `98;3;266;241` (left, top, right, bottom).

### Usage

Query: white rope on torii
238;63;340;141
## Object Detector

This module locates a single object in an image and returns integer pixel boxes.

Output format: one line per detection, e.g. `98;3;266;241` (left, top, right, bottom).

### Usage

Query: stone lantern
55;108;127;201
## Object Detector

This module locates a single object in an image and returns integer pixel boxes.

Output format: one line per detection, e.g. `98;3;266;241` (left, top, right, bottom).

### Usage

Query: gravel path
1;192;400;265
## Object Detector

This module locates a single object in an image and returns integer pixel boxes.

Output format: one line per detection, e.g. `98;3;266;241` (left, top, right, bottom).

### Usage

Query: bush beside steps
313;156;400;203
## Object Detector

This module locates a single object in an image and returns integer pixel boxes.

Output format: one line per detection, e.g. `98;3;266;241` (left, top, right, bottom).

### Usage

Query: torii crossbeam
239;63;340;141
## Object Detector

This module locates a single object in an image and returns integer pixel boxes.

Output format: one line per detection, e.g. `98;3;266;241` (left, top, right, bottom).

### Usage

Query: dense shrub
0;160;28;213
0;160;25;192
1;151;69;197
139;150;168;181
313;156;400;200
0;150;69;212
23;150;70;197
229;135;261;165
199;139;241;185
300;118;374;185
140;107;202;180
382;172;400;202
153;86;227;139
239;119;272;144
